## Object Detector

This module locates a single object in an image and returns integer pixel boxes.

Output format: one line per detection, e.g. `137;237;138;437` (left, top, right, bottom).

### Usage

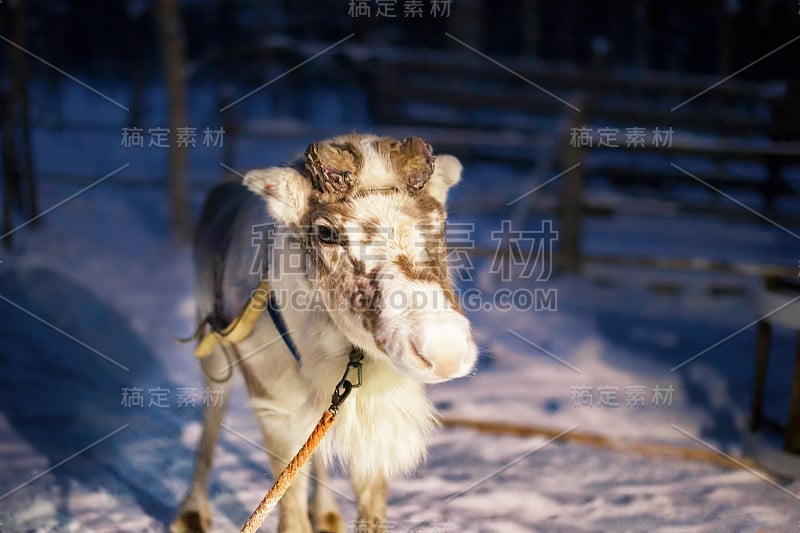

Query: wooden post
764;81;800;210
785;332;800;453
445;0;483;50
633;0;648;69
217;0;237;171
520;0;540;58
666;3;681;72
15;1;37;223
558;144;584;273
555;0;575;63
156;0;192;242
219;85;236;170
720;0;739;75
1;88;19;248
1;0;24;248
128;10;147;129
556;43;606;274
749;320;772;432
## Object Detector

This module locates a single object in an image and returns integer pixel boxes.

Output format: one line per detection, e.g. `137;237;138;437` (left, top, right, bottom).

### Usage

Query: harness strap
266;290;302;363
181;277;302;364
190;278;273;359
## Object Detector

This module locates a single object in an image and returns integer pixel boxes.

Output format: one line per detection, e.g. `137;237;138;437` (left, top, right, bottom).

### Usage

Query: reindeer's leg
238;347;315;533
311;452;345;533
253;411;314;533
351;474;388;533
171;348;233;533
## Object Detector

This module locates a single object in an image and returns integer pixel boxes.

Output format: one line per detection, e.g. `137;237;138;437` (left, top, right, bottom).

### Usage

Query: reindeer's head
244;133;478;384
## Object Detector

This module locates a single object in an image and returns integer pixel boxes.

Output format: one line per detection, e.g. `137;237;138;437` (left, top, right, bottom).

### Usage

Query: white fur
321;360;438;481
243;167;311;225
429;154;463;205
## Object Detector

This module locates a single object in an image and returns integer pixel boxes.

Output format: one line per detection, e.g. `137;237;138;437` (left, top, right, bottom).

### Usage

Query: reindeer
170;134;478;533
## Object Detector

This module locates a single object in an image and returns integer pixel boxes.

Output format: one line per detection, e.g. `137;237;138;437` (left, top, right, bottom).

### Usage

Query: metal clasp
329;349;364;412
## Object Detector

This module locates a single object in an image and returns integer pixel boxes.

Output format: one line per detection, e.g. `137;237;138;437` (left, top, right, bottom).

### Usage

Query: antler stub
305;141;363;194
384;137;435;192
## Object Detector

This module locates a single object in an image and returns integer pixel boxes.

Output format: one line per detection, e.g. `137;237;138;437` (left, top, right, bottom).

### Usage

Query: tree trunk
13;1;37;222
786;333;800;453
446;0;483;49
633;0;648;69
1;89;20;248
520;0;540;57
720;0;740;75
218;0;236;170
1;1;22;248
129;12;148;129
157;0;192;242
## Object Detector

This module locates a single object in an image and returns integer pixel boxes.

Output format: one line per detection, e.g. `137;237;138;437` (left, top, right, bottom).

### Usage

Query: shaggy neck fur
268;233;437;481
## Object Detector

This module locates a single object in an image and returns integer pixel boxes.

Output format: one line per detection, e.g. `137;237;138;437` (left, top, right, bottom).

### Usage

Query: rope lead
240;347;364;533
240;409;337;533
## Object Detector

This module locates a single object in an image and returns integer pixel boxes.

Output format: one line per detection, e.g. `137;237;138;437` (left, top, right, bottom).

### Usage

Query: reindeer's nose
412;320;472;378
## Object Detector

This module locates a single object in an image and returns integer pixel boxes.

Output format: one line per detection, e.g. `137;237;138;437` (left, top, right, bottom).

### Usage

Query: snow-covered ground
0;82;799;532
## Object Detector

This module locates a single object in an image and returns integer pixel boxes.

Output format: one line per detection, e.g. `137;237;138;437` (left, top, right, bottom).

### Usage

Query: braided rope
240;409;337;533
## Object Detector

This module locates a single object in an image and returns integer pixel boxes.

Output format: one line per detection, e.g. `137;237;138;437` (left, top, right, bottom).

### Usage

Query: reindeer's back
193;182;267;322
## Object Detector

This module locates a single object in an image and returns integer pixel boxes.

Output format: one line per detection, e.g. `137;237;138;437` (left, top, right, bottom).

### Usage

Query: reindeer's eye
315;224;339;245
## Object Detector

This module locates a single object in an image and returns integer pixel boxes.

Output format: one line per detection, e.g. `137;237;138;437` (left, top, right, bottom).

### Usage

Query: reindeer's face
245;134;478;384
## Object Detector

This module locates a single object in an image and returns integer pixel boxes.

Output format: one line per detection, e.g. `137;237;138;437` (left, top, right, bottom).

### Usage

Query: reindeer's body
171;134;478;533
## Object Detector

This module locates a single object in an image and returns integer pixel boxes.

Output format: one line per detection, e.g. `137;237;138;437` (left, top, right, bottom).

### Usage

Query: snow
0;81;799;532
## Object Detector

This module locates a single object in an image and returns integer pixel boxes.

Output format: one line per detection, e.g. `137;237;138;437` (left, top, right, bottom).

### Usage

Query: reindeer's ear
427;154;463;206
243;167;311;225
